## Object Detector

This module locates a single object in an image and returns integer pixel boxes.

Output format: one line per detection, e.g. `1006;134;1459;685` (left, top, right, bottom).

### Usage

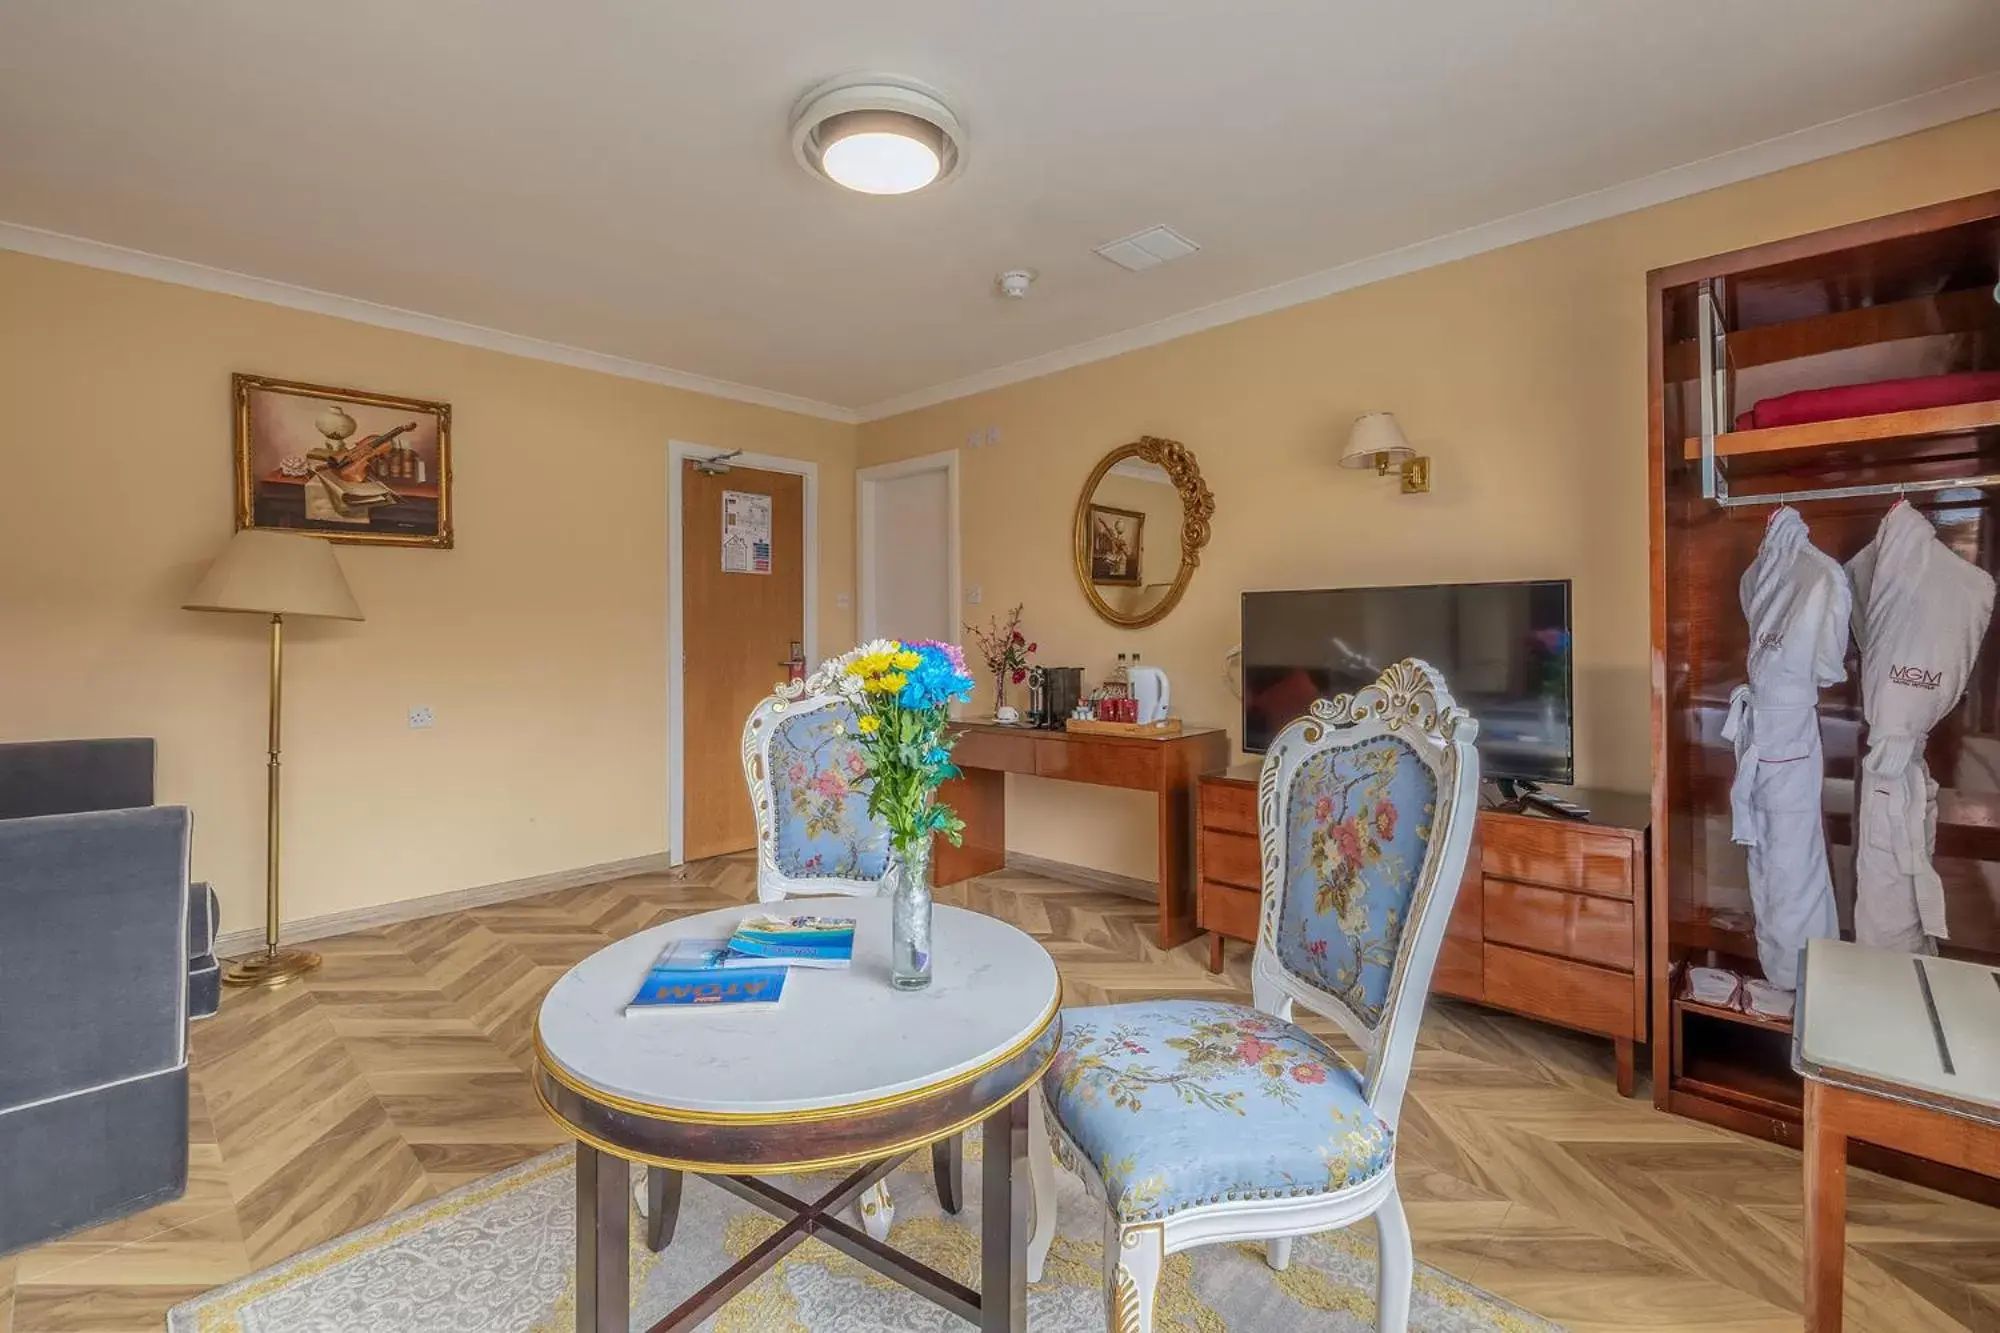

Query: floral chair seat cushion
1042;1000;1393;1224
767;703;888;882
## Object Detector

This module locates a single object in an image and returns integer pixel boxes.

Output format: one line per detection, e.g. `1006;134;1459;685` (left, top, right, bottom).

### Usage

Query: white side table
1792;937;2000;1331
535;899;1061;1333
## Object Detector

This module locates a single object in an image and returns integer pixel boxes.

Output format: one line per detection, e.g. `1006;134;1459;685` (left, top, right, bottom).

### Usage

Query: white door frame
667;439;819;866
856;450;961;643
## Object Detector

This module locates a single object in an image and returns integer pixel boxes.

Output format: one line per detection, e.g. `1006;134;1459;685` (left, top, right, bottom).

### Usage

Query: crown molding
6;71;1997;428
856;73;2000;421
0;221;861;424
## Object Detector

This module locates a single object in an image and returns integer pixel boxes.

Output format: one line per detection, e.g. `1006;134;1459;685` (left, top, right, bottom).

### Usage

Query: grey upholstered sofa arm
0;804;194;1254
0;806;192;1110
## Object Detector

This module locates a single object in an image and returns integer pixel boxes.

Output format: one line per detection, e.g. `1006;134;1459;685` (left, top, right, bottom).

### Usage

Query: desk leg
1803;1080;1846;1333
936;767;1006;885
576;1144;630;1333
981;1093;1030;1333
1155;784;1198;951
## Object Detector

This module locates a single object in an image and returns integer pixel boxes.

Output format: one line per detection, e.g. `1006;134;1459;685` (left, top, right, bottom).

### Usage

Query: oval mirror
1072;436;1215;629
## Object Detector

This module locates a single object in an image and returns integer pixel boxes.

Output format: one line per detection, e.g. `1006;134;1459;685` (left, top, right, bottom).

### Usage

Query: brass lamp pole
185;528;364;988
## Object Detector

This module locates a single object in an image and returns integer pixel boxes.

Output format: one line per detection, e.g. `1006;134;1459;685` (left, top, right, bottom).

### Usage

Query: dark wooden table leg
576;1144;630;1333
1803;1080;1847;1333
933;1135;964;1215
981;1094;1030;1333
648;1165;685;1252
1614;1037;1636;1098
1206;932;1224;973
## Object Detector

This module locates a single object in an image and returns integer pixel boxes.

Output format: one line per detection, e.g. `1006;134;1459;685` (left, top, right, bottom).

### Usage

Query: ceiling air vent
1093;225;1200;272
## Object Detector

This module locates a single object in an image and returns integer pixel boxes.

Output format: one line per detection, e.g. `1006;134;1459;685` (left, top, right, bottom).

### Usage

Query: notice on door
721;490;772;574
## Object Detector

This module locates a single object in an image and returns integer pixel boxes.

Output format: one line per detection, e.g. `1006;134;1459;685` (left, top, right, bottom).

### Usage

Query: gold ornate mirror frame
1073;435;1215;629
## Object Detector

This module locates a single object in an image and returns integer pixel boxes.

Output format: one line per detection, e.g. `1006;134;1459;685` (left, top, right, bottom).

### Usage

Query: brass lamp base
223;947;322;989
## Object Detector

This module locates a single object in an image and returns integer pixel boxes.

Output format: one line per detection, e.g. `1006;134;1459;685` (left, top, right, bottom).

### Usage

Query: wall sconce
1339;412;1431;494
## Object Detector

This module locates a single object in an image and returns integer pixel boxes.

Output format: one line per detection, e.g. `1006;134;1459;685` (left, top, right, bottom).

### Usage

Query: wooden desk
934;722;1231;951
1793;938;2000;1331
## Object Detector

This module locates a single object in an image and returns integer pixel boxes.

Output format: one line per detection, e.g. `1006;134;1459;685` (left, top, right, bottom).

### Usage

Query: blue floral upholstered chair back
741;668;889;902
1254;658;1480;1120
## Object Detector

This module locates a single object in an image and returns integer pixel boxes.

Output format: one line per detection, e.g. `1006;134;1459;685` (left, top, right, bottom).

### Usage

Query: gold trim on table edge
531;989;1060;1126
533;1049;1057;1175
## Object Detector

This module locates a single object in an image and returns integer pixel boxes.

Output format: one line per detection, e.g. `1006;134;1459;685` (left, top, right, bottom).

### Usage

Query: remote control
1522;792;1591;820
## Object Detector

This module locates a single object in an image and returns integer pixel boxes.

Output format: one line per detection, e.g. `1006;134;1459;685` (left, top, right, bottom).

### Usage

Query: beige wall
860;109;2000;883
0;250;856;933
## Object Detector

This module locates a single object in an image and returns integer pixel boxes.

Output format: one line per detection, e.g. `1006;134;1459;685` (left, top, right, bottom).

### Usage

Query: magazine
726;913;856;968
624;945;788;1014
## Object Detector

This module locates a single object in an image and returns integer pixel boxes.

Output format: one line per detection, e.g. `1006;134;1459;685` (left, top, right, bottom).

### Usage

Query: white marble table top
536;899;1060;1116
1797;937;2000;1121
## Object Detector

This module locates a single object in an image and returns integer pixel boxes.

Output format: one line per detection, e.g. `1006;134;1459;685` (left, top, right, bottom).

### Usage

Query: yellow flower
856;714;880;734
866;672;908;694
892;650;922;671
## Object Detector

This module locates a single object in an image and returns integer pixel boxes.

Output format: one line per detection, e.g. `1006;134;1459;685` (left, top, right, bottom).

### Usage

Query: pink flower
1330;819;1363;865
1307;939;1329;961
845;752;866;778
1314;795;1333;821
1373;803;1398;840
1291;1062;1327;1085
811;771;848;799
1027;642;1038;653
787;761;808;784
1235;1037;1276;1064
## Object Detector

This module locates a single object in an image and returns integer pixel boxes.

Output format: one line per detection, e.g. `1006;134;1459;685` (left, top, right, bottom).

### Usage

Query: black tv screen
1241;580;1573;783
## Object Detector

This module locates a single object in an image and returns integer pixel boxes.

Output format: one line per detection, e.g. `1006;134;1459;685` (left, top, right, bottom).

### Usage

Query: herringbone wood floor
4;860;1997;1332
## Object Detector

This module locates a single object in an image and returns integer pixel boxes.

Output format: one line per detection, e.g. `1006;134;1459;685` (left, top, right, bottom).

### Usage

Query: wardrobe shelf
1673;994;1793;1035
1678;398;2000;462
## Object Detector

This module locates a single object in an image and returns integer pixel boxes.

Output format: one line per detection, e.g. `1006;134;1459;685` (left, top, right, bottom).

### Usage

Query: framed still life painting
1088;503;1144;585
234;374;453;548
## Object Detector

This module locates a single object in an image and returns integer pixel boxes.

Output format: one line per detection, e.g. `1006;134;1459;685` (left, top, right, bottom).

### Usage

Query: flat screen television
1241;580;1573;784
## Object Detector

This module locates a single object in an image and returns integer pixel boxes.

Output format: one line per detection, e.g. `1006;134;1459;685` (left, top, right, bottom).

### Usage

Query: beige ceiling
3;2;1998;419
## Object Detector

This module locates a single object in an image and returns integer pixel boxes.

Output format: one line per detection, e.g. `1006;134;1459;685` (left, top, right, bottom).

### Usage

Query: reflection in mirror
1087;457;1186;622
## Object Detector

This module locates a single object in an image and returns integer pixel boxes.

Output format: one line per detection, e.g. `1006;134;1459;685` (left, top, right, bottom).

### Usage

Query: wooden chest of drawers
1196;767;1650;1096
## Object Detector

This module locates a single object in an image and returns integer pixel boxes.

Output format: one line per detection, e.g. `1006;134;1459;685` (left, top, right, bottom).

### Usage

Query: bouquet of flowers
965;604;1037;693
826;638;977;858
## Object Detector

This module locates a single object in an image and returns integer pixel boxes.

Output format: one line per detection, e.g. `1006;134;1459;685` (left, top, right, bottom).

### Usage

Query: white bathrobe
1723;506;1850;989
1847;501;1995;952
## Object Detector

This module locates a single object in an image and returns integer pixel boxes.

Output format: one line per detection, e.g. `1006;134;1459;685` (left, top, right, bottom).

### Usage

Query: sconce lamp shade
1340;412;1415;468
185;529;364;621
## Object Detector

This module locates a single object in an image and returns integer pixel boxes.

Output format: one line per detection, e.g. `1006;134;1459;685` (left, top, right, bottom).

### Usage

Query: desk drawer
1199;882;1261;942
953;730;1036;774
1198;778;1258;837
1035;738;1159;789
1483;878;1634;970
1480;818;1635;899
1482;943;1634;1038
1202;829;1261;890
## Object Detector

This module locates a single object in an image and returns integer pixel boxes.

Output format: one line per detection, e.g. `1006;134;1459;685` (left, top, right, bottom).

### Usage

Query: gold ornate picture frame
234;373;454;548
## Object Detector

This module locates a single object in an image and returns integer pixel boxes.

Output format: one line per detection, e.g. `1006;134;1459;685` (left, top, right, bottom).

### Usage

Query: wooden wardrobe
1647;189;2000;1200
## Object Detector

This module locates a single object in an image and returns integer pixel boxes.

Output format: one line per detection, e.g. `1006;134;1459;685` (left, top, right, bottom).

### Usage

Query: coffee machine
1028;666;1084;729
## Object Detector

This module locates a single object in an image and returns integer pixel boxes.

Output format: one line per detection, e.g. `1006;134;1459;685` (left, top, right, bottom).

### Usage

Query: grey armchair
0;739;207;1255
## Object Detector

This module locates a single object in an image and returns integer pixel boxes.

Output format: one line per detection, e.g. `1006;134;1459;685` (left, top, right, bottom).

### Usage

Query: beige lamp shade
1340;412;1416;468
184;529;364;620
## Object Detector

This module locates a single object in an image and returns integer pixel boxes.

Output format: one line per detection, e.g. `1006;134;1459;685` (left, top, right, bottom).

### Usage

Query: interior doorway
857;450;960;644
668;442;817;865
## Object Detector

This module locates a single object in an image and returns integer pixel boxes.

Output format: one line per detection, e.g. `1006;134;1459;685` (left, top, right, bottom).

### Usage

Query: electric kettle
1128;666;1171;725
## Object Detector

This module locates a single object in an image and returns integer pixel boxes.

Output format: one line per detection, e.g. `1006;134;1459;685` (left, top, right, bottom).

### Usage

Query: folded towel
1684;965;1744;1010
1736;370;2000;431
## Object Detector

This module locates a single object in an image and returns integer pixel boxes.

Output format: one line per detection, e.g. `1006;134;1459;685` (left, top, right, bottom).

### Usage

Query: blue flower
896;643;976;710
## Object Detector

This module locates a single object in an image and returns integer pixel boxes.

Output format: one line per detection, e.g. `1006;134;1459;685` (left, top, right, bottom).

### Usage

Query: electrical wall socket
966;584;983;605
835;592;852;609
408;705;434;730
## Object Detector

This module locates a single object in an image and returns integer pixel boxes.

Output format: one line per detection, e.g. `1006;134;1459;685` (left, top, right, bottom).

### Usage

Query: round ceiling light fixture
791;74;965;196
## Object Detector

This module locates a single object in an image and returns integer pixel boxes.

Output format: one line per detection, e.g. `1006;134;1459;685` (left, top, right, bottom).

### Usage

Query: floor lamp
185;528;364;988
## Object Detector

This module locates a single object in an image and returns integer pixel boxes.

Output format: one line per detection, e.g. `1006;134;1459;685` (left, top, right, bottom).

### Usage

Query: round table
534;899;1061;1333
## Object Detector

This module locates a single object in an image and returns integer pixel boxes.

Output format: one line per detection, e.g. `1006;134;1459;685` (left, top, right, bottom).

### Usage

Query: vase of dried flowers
966;604;1037;724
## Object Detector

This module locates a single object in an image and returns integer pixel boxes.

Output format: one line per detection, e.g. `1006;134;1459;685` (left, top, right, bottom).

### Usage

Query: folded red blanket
1735;370;2000;431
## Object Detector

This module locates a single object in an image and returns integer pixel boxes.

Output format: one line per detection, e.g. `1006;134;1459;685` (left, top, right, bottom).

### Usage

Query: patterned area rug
168;1134;1559;1332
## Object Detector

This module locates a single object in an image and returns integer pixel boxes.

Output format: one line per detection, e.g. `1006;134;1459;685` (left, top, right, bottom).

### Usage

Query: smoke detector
790;74;966;196
996;269;1035;299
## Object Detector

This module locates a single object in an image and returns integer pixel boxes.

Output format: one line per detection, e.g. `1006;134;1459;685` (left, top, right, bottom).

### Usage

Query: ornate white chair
741;668;891;903
1026;660;1479;1332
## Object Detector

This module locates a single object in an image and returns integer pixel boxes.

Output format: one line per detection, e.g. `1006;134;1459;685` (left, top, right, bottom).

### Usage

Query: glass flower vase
888;840;934;991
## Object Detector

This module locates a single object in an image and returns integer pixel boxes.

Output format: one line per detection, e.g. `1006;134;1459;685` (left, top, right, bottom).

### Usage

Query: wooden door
682;462;805;861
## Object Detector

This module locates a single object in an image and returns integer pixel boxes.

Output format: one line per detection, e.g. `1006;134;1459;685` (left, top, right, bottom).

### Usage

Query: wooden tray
1064;717;1183;739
